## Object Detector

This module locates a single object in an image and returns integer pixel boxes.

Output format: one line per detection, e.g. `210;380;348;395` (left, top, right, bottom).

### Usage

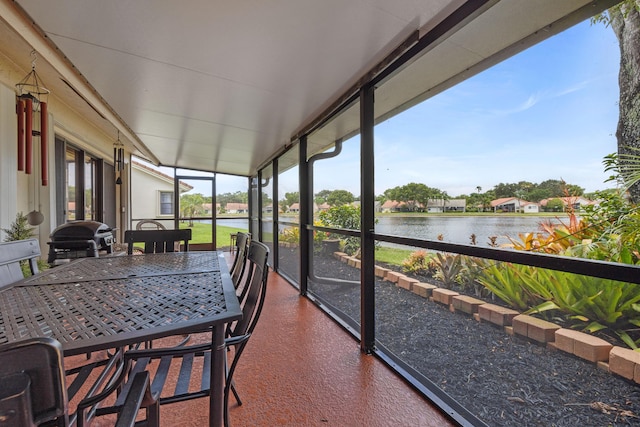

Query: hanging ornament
15;50;50;186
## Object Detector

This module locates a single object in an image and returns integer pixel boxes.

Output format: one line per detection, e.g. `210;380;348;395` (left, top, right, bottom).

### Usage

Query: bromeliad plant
432;253;463;287
474;260;640;348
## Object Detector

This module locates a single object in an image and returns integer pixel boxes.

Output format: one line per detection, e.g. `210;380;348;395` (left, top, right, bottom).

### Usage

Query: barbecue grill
47;221;115;263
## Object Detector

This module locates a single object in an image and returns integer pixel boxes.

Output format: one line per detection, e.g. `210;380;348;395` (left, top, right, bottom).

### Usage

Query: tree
280;191;299;212
492;182;520;199
326;189;355;206
545;198;565;212
217;191;248;206
595;2;640;202
314;189;332;204
384;182;447;211
180;193;205;226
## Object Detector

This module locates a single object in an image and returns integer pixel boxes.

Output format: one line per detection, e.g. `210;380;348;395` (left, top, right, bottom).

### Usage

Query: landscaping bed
284;248;640;426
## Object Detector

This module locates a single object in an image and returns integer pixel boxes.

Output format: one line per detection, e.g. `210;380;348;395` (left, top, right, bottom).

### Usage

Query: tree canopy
384;183;448;211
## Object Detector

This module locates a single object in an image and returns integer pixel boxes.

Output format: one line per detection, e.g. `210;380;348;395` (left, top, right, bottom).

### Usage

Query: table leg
209;326;225;427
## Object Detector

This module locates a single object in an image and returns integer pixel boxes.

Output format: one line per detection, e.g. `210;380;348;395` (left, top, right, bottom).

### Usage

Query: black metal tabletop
0;251;241;356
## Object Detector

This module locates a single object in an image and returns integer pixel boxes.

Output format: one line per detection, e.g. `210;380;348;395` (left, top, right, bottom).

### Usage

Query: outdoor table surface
0;250;240;427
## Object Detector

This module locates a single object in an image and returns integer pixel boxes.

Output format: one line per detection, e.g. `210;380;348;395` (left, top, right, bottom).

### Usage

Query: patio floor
68;260;454;426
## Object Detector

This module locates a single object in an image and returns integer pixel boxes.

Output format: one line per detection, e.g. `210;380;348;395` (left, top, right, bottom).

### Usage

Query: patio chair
135;220;166;231
118;240;270;427
124;228;192;254
0;337;158;427
0;238;40;289
229;232;250;289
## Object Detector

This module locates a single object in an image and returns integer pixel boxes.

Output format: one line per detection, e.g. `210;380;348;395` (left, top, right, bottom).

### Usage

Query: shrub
317;205;361;255
401;250;432;275
432;253;463;287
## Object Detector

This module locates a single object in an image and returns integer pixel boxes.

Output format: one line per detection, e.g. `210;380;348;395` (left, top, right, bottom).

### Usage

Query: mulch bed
280;248;640;426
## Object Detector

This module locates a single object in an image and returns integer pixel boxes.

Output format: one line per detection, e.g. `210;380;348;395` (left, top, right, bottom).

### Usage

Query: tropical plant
475;262;549;312
279;226;300;244
401;250;432;275
432;253;463;287
526;269;640;349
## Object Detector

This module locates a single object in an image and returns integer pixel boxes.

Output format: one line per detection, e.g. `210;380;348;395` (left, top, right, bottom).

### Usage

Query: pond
375;215;567;247
217;214;570;247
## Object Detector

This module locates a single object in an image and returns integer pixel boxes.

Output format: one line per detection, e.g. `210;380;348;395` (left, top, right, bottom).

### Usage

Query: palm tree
180;193;205;227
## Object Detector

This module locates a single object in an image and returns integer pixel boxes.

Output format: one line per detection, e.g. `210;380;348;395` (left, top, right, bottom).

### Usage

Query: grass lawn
179;222;247;248
375;246;415;266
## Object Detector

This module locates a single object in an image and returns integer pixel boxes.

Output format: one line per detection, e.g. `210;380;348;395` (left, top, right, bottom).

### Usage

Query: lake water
218;215;568;247
375;215;566;247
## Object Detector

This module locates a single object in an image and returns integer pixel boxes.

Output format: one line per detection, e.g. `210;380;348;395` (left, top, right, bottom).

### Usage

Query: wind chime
114;130;124;185
16;51;50;225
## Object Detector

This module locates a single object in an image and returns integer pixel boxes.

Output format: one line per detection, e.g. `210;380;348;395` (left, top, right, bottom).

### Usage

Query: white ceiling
2;0;617;176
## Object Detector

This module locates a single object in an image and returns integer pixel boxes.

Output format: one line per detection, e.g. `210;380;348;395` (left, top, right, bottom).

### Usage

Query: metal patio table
0;251;241;427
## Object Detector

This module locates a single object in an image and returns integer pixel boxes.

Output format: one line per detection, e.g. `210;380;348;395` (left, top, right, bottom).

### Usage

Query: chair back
124;229;192;254
0;337;68;427
230;240;269;339
135;220;167;230
229;232;250;288
0;238;40;288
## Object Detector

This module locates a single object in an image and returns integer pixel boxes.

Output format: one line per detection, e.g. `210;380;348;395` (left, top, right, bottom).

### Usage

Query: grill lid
50;221;113;239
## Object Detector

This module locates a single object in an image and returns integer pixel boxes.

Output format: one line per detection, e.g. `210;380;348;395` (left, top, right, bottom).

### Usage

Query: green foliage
217;191;249;206
401;250;433;275
178;222;247;248
325;189;355;206
432;253;463;287
180;193;206;226
280;191;299;212
318;205;360;230
491;179;583;202
545;198;565;212
2;212;48;275
279;226;300;244
475;262;548;312
375;247;415;265
2;212;35;242
317;205;361;255
384;182;448;211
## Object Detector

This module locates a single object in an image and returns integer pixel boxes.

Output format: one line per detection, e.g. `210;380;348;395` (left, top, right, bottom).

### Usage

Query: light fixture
114;130;124;185
16;50;50;186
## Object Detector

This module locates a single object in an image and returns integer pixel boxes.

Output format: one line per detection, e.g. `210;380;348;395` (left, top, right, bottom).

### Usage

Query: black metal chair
0;337;158;427
124;229;192;254
0;238;40;288
116;240;270;427
229;232;250;289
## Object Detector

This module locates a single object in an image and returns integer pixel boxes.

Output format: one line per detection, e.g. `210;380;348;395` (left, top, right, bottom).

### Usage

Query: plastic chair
124;229;192;254
118;240;270;427
0;337;158;427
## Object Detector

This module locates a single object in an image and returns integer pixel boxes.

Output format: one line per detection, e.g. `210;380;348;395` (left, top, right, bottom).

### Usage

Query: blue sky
311;18;621;198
